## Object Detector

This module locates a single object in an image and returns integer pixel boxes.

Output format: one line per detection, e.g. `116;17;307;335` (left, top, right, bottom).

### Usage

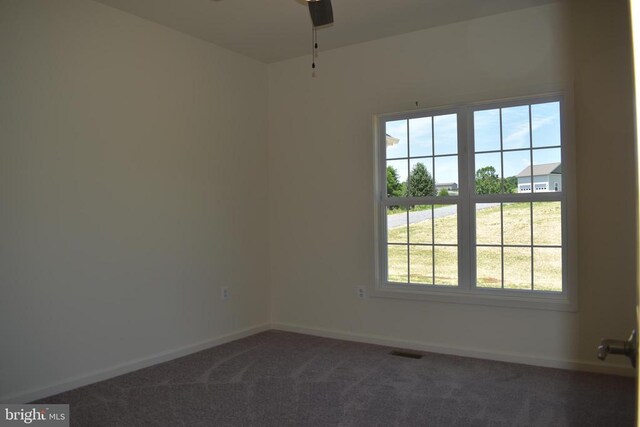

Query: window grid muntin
477;244;561;249
499;108;505;285
387;154;458;162
529;107;534;290
474;145;561;155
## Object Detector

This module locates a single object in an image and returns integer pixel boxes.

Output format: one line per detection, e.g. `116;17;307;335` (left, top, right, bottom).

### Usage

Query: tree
386;166;405;198
408;162;435;197
475;166;501;194
438;188;449;197
503;176;518;193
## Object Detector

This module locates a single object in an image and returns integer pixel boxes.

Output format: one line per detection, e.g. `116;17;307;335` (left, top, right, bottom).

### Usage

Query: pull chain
311;27;316;70
311;27;320;75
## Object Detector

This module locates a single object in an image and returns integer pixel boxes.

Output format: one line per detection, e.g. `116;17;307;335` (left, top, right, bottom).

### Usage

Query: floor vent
389;350;423;359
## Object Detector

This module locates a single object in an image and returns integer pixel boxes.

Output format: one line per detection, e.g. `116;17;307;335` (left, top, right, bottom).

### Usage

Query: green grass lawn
387;202;562;291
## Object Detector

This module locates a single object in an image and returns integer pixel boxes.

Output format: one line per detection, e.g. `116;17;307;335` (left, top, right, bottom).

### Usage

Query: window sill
371;284;577;312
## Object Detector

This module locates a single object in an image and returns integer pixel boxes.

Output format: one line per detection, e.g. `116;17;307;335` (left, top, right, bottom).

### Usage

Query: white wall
0;0;269;401
570;0;636;369
268;2;636;373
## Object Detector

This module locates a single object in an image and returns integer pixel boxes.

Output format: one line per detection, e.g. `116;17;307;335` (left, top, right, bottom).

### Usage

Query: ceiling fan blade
308;0;334;27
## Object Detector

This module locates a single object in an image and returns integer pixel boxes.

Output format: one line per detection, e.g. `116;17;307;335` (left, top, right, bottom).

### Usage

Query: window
384;111;460;286
375;95;572;309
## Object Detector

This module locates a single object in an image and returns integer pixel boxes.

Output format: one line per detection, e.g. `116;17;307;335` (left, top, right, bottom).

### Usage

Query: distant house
435;182;458;192
516;162;561;192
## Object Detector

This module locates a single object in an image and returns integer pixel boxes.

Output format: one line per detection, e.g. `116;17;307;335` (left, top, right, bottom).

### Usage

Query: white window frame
372;93;576;311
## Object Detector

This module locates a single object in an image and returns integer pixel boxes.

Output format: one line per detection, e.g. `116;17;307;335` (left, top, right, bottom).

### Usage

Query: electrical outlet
221;287;230;301
357;286;366;299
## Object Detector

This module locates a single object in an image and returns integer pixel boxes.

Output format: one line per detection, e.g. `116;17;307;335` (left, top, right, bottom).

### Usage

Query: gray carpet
35;330;635;426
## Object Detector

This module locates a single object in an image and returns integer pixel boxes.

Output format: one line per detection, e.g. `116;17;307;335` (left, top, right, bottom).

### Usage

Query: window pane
475;152;502;194
533;202;562;246
409;117;432;157
504;150;531;193
434;156;458;196
476;247;502;288
434;205;457;245
532;148;561;193
386;159;408;197
534;248;562;292
502;105;530;150
410;245;433;285
434;246;457;286
386;120;408;159
503;247;532;290
434;114;457;155
474;109;501;152
408;159;435;197
388;245;408;283
387;207;407;243
503;203;531;246
532;102;561;148
476;203;501;245
409;205;432;244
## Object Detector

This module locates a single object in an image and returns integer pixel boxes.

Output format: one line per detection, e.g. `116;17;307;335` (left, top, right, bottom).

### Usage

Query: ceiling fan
304;0;334;71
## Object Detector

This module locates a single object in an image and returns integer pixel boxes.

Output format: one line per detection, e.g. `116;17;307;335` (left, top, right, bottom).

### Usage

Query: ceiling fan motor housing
308;0;334;27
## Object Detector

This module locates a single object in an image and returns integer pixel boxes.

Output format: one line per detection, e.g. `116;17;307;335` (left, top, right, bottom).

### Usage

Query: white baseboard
1;323;270;404
271;322;634;377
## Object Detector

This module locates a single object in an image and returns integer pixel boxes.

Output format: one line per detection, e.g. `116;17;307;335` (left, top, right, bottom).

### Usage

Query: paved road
387;203;499;228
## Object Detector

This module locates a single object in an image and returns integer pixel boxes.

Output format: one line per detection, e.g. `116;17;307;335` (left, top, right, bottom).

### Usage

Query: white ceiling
94;0;561;63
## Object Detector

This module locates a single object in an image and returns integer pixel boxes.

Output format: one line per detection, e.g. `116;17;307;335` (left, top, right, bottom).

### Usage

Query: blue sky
386;102;561;185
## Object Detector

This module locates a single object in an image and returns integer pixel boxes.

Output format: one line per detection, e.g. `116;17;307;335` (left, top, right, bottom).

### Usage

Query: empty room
1;0;639;425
